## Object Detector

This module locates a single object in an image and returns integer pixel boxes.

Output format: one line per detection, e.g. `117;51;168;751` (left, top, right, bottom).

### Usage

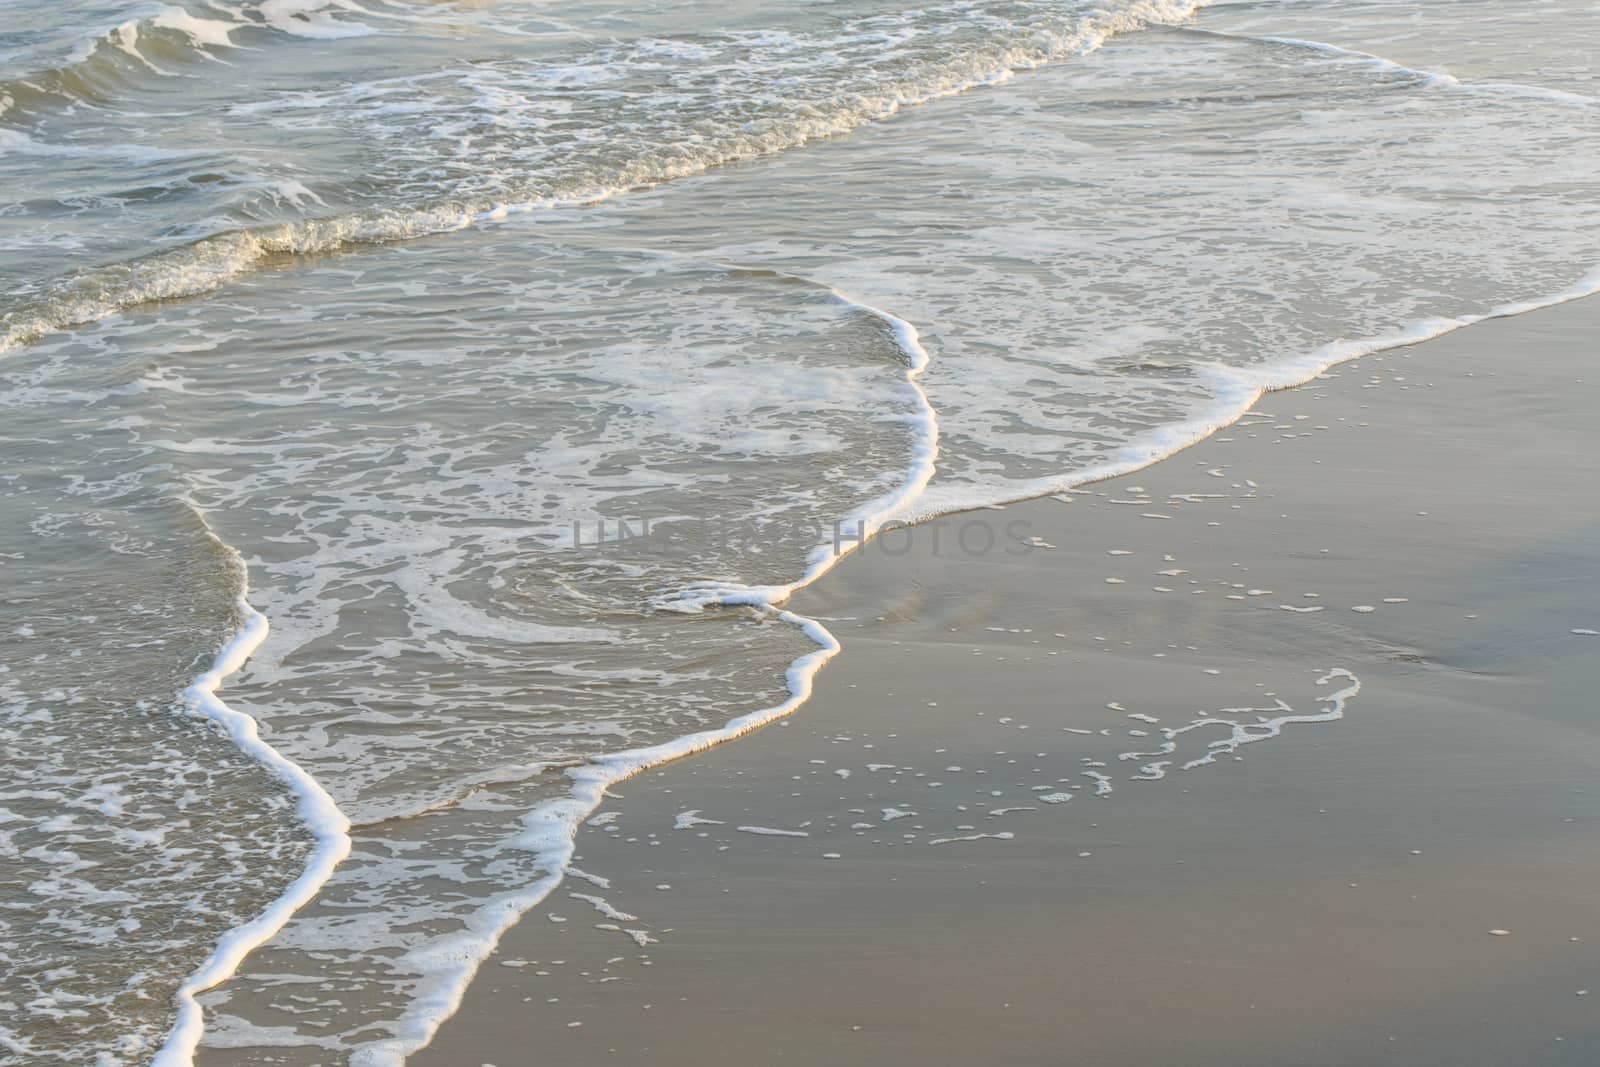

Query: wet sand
414;297;1600;1066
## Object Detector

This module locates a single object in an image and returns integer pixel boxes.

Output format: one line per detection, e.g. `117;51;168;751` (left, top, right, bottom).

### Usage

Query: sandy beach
9;3;1600;1064
409;298;1600;1067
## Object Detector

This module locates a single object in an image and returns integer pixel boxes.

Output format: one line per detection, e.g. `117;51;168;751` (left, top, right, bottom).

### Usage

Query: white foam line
903;265;1600;521
1184;26;1459;87
1170;668;1362;769
345;611;839;1067
1187;26;1600;105
655;267;939;613
1261;33;1461;88
153;518;352;1067
568;892;637;922
929;831;1014;845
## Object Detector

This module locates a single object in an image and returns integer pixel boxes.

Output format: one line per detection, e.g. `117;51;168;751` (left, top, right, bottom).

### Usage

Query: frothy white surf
902;265;1600;522
152;515;352;1067
0;0;1217;354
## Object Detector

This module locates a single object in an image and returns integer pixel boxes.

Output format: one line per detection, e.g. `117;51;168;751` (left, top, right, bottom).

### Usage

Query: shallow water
2;0;1598;1063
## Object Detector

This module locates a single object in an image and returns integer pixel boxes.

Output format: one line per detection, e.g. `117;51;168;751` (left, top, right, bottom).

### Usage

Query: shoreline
11;0;1600;1060
361;270;1600;1063
401;294;1600;1067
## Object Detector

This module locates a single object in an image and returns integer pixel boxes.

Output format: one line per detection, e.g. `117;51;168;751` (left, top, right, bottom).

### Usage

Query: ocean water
1;0;1597;1063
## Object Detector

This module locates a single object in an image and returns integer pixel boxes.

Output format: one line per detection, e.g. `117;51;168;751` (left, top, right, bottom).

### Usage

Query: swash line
152;512;353;1067
1181;24;1600;105
336;272;939;1067
901;265;1600;521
